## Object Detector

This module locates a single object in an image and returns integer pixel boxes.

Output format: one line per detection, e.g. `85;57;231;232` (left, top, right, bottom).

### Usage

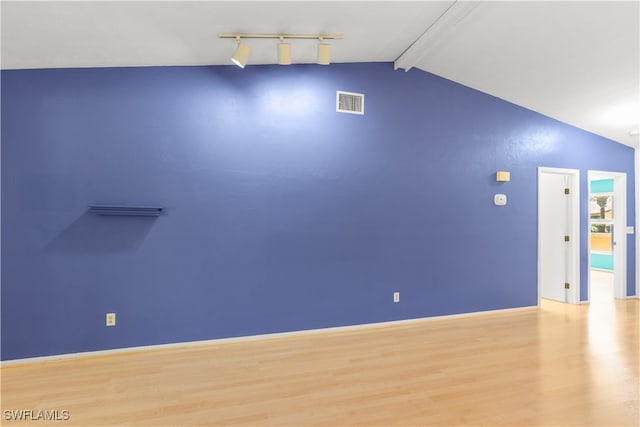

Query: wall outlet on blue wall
106;313;116;327
393;292;400;303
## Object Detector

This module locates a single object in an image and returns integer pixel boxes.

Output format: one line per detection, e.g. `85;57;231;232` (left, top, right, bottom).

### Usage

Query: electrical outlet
393;292;400;303
106;312;116;326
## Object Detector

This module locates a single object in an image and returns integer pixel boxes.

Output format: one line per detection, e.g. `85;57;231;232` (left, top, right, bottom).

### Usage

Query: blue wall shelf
88;204;163;217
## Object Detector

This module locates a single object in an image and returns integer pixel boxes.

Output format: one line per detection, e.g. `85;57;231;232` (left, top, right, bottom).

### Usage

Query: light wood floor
1;298;638;426
590;269;614;302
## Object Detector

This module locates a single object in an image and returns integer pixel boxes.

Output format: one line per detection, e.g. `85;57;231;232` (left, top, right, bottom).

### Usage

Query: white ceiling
2;1;638;147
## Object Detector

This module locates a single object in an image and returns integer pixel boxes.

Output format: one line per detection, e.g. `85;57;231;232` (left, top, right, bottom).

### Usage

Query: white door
612;173;627;299
538;168;580;304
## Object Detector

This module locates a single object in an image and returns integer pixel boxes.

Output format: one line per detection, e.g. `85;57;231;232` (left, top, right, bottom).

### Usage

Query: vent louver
336;91;364;115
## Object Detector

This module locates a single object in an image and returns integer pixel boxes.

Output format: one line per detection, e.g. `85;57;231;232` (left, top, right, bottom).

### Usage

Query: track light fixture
220;33;343;67
317;37;331;66
230;36;251;68
278;37;292;65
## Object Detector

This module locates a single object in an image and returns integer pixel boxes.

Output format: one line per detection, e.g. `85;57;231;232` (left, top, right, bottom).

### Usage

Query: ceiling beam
394;1;482;72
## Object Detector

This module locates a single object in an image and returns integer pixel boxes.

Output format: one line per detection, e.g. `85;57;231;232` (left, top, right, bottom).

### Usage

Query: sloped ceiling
1;1;638;146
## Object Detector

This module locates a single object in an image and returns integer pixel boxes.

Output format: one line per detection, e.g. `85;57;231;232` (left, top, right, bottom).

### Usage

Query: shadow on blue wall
45;213;158;253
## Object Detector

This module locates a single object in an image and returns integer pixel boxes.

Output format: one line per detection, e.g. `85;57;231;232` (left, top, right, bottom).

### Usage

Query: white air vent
336;91;364;115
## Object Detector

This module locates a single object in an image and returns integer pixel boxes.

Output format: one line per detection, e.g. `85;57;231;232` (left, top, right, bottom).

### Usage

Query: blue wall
1;63;635;360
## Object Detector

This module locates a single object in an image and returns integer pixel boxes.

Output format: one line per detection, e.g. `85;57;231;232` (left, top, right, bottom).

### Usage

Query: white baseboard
579;294;639;304
0;305;537;367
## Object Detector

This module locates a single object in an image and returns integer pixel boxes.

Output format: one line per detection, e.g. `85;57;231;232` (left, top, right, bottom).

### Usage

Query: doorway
538;167;580;304
588;170;627;302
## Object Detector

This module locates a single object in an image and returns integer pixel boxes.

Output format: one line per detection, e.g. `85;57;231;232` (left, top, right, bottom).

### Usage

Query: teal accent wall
590;178;614;193
591;253;614;270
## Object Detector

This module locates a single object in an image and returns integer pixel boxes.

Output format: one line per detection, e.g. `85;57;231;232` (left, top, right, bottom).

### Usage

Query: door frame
537;167;580;305
636;148;639;299
588;170;627;300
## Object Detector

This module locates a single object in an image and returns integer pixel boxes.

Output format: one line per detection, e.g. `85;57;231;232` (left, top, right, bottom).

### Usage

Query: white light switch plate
626;226;634;234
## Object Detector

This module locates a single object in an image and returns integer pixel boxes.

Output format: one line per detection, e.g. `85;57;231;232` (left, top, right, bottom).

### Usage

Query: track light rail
219;34;343;40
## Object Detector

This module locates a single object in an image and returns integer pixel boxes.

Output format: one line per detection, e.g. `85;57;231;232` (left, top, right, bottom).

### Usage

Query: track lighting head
231;37;251;68
278;37;292;65
317;38;331;65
